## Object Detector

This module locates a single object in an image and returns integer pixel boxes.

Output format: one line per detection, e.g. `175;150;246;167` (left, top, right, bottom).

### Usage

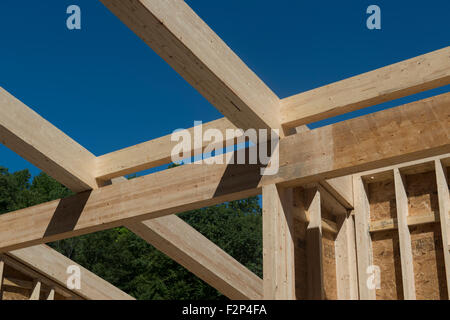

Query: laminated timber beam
280;46;450;129
127;216;263;300
98;0;282;134
6;245;134;300
0;93;448;252
0;88;98;192
96;118;241;181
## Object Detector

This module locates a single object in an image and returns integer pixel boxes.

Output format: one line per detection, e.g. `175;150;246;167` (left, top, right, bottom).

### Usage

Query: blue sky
0;0;449;176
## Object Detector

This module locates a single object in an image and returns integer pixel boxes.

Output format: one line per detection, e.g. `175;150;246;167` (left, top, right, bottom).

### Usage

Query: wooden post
0;258;4;300
29;280;41;300
394;169;416;300
46;288;55;301
263;184;295;300
335;212;359;300
435;159;450;299
353;175;376;300
305;188;324;300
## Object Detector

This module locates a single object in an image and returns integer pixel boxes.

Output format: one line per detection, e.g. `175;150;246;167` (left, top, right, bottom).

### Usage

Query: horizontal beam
99;0;281;133
0;93;448;251
127;216;262;300
280;46;450;128
370;213;440;232
7;245;134;300
0;88;98;192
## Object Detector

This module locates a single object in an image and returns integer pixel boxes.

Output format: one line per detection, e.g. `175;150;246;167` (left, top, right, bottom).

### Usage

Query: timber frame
0;0;449;300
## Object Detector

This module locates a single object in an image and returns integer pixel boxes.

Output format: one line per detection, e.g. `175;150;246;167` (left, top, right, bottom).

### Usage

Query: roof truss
0;0;449;300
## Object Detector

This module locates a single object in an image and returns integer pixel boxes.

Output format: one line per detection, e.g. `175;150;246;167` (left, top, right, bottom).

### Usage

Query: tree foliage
0;166;262;300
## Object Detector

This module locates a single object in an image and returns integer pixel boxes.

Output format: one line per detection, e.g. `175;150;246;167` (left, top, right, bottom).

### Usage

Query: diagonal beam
99;0;282;133
0;88;98;192
280;46;450;129
127;217;263;300
0;93;448;252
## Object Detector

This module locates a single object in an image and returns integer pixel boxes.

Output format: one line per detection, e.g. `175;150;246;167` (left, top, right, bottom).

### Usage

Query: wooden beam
317;184;348;216
394;168;416;300
46;288;55;301
126;216;263;300
0;94;448;252
335;213;358;300
7;245;134;300
320;176;354;209
435;159;450;298
0;258;4;299
305;188;324;300
29;281;41;300
370;213;439;232
262;185;295;299
353;175;376;300
0;88;98;192
96;118;240;181
280;46;450;128
99;0;282;133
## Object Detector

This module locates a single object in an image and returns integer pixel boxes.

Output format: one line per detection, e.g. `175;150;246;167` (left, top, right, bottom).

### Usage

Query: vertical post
435;159;450;298
263;184;295;300
335;212;359;300
0;257;4;300
353;175;376;300
305;188;324;300
394;168;416;300
30;280;41;300
46;288;55;300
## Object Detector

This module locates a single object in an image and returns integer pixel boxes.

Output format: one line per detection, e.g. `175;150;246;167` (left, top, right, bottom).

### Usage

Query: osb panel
294;218;307;300
371;230;403;300
410;223;448;300
323;231;337;300
368;179;397;222
405;171;439;216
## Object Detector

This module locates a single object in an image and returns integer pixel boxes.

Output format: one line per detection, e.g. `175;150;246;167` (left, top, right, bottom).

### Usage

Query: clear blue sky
1;0;449;176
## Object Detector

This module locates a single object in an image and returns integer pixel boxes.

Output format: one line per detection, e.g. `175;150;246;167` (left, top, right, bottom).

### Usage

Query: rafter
99;0;282;133
0;87;98;192
280;46;450;129
127;217;263;300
